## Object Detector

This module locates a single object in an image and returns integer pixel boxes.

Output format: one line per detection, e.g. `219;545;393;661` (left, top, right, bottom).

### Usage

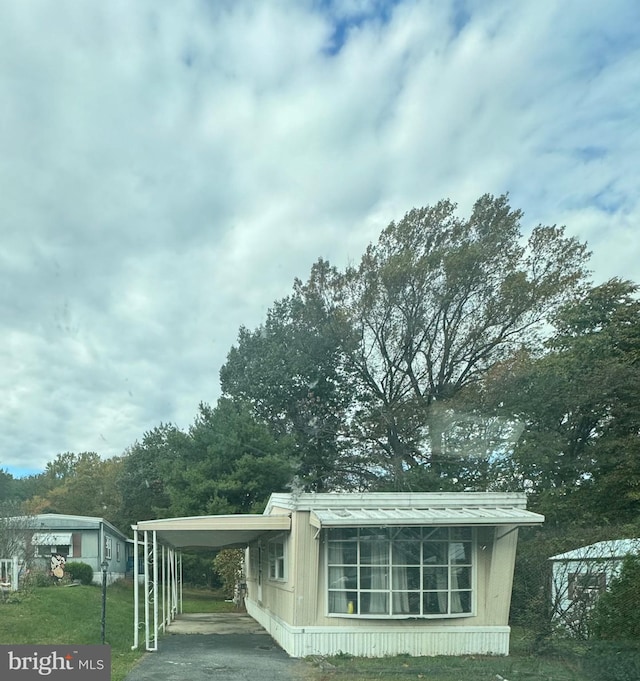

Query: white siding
246;600;509;657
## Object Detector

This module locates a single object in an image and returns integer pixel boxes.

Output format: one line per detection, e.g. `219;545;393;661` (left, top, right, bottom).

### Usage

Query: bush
27;569;54;587
590;555;640;641
212;549;244;599
582;641;640;681
64;561;94;585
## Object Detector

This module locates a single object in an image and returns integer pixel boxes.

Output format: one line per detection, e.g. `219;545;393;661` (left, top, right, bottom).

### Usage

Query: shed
133;491;543;656
549;538;640;634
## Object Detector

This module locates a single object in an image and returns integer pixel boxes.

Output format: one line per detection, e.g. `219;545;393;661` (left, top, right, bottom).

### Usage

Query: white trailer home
133;491;543;657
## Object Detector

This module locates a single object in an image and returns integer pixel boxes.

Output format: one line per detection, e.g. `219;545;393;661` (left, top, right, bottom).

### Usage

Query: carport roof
132;514;291;548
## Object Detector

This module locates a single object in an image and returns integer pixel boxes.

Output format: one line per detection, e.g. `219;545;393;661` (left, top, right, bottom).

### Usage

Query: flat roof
132;514;291;549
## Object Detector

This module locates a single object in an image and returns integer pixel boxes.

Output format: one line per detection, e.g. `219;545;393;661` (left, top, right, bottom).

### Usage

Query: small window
105;537;112;560
568;572;606;602
268;540;286;580
116;542;121;562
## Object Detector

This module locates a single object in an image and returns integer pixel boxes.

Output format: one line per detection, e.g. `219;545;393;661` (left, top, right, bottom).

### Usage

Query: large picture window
327;527;473;617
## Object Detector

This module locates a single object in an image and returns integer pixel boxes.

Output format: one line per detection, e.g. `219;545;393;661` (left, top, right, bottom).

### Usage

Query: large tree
160;399;296;516
23;452;124;523
336;194;589;486
485;279;640;523
221;264;367;490
117;424;186;529
223;194;589;490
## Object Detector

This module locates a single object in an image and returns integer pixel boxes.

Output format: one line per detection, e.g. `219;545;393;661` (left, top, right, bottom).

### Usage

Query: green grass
181;587;237;613
303;630;590;681
0;582;233;681
0;584;603;681
305;651;587;681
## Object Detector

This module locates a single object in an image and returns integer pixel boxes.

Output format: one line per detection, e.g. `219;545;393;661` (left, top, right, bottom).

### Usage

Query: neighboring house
549;538;640;635
27;513;132;585
133;491;543;656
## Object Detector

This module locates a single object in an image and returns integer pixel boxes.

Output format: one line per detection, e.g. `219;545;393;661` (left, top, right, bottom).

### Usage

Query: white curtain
328;541;348;613
392;543;410;614
367;540;388;614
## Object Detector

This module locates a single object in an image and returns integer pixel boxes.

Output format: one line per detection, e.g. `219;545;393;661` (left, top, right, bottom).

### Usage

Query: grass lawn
1;583;624;681
0;581;235;681
304;634;589;681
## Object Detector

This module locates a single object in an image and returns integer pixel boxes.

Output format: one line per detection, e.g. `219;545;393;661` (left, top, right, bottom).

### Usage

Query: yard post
101;559;109;644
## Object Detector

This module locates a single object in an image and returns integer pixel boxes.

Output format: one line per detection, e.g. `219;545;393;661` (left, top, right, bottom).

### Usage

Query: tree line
2;193;638;538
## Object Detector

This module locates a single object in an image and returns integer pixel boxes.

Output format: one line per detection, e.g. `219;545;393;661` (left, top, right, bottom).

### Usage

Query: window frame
325;526;475;619
568;570;606;602
267;537;286;581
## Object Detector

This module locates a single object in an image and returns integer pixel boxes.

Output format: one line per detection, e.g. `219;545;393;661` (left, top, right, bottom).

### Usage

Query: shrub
590;555;640;641
27;569;54;587
582;641;640;681
212;549;244;599
64;561;94;585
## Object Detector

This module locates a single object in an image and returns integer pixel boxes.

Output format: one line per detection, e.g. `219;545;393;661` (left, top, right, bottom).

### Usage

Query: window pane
393;542;421;565
450;542;471;564
451;566;471;590
360;592;388;615
328;542;357;564
423;567;448;590
329;566;357;590
360;567;388;589
451;527;472;541
451;590;471;613
393;591;420;615
424;591;448;614
394;527;422;541
360;527;388;540
328;528;358;540
393;566;420;590
327;543;339;564
328;591;349;613
423;528;447;541
360;541;389;565
423;542;447;564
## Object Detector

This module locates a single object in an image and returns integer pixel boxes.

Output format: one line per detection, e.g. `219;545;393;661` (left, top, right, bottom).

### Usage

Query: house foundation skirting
245;600;510;658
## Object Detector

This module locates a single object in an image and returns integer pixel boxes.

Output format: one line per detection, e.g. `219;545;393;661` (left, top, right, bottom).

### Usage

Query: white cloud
1;0;639;475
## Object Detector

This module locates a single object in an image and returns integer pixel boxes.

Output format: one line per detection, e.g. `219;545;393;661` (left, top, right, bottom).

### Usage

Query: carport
131;513;291;651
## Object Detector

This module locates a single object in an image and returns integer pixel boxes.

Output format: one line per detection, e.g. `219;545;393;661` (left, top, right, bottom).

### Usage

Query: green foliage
163;400;296;517
221;261;363;491
117;424;182;528
25;569;54;588
22;452;124;527
212;548;244;599
64;561;94;585
222;194;590;490
483;279;640;525
181;551;220;588
590;555;640;641
511;525;640;647
582;641;640;681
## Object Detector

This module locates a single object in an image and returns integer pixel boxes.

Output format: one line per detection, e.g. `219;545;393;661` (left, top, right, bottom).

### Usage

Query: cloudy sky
1;0;639;478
